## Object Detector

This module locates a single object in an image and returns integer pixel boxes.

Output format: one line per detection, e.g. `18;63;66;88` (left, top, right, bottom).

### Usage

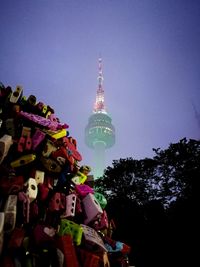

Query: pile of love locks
0;83;131;267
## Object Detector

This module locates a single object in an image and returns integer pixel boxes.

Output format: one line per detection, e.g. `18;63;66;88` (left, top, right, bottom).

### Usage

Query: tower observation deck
85;58;115;179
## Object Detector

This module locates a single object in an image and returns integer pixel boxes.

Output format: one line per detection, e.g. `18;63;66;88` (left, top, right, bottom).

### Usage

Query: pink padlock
48;192;65;212
92;210;109;230
82;193;103;225
75;184;94;197
61;194;76;218
32;128;46;150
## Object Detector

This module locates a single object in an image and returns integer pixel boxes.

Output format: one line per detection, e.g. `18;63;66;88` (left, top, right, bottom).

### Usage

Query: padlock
0;175;24;195
12;104;21;115
19;95;27;106
79;165;91;175
4;195;17;233
93;210;109;231
46;128;67;140
17;136;26;153
20;111;68;131
56;248;65;267
0;134;13;164
71;171;87;185
27;94;37;106
46;105;54;115
41;104;48;116
42;139;57;157
80;224;107;252
75;184;94;197
102;235;116;249
38;183;49;201
18;127;32;152
0;85;12;109
8;227;25;249
21;94;36;114
61;193;76;218
94;192;107;209
47;113;58;122
45;109;52;119
77;248;101;267
10;154;36;168
48;192;65;212
25;135;32;150
58;219;83;246
0;212;4;255
18;191;30;223
104;239;131;254
25;178;38;202
40;156;62;173
22;127;32;150
63;136;82;162
82;193;103;225
9;85;23;103
51;146;69;166
32;128;46;150
56;235;80;267
5;118;16;137
45;105;54;119
75;195;83;214
34;170;45;184
35;101;45;114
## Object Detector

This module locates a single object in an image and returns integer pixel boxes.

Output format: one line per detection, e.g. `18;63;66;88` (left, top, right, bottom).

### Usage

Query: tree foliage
94;138;200;266
95;138;200;208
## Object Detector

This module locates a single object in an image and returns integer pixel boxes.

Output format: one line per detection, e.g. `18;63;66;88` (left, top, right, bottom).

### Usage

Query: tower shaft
85;58;115;179
93;141;106;178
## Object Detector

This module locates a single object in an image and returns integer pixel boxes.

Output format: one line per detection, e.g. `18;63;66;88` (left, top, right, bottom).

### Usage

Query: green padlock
94;192;107;209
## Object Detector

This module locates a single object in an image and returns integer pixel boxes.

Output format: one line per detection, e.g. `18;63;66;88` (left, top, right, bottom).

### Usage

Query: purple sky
0;0;200;174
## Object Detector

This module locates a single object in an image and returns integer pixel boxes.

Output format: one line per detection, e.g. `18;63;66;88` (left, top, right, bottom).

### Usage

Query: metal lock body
93;210;109;231
42;139;57;157
40;156;62;173
25;178;38;202
71;171;87;185
0;134;13;164
9;85;23;104
94;192;107;209
56;234;80;267
4;195;17;233
18;127;32;152
34;170;45;185
0;212;5;255
77;248;101;267
61;193;77;218
58;219;83;246
10;154;36;168
32;128;46;150
75;184;94;197
82;193;103;225
48;192;65;212
80;224;107;252
5;118;16;137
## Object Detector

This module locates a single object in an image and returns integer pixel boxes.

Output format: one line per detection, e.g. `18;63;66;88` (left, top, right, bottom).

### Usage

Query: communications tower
85;58;115;179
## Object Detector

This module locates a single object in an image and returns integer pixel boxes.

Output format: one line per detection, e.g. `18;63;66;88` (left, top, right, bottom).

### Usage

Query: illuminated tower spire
94;57;106;113
85;57;115;179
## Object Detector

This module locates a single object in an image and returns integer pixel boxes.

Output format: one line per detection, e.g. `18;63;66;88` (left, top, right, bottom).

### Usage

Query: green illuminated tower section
85;58;115;179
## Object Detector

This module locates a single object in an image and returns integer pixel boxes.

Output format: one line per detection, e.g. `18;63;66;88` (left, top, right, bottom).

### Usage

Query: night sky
0;0;200;175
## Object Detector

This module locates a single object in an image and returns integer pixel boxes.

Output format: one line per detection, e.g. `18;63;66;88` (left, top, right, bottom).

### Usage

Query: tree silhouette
95;138;200;267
